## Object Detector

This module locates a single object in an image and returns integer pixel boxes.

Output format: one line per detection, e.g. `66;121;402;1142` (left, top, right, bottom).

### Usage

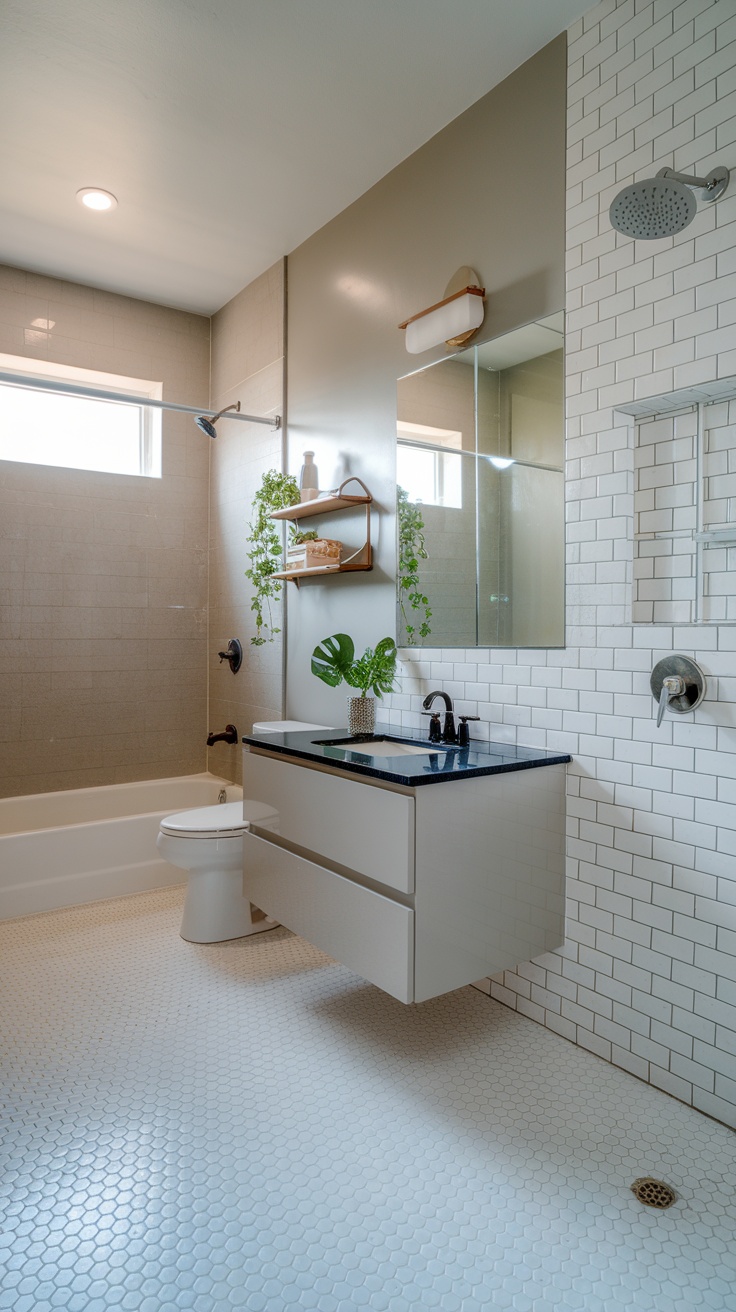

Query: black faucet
206;724;238;746
422;690;457;744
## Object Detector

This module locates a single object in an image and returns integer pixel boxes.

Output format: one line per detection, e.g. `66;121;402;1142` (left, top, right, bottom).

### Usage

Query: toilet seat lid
160;800;276;837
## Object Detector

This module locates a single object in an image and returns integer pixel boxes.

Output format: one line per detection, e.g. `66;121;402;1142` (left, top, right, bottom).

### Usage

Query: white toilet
157;799;280;943
157;720;330;943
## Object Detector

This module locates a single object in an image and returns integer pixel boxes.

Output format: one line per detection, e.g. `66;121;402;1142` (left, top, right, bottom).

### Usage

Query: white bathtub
0;773;243;921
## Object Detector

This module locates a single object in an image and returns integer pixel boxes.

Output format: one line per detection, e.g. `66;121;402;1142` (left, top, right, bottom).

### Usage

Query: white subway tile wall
379;0;736;1130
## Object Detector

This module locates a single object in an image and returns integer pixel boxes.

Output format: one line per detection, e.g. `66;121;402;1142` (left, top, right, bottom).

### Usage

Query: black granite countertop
241;726;571;788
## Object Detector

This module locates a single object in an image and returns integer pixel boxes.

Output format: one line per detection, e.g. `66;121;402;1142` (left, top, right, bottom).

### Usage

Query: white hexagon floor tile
1;887;735;1312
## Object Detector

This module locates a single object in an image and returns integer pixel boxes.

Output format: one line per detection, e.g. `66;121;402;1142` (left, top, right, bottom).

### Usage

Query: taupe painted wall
207;262;285;784
285;37;566;723
0;264;210;797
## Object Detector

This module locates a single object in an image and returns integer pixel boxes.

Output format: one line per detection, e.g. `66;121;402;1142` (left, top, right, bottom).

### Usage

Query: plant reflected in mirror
397;486;432;644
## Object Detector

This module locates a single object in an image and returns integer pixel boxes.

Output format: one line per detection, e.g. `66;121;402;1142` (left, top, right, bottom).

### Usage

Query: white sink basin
325;737;440;759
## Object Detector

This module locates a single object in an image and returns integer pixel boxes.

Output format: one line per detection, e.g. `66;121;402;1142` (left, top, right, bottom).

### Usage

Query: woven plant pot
347;696;375;735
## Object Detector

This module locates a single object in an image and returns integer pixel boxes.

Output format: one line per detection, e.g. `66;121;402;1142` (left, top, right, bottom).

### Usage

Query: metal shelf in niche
634;528;736;545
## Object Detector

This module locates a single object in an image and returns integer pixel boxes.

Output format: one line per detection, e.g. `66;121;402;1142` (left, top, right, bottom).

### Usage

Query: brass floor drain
631;1177;677;1209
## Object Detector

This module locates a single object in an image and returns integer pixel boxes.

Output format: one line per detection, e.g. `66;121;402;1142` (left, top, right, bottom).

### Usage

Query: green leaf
311;633;355;687
375;637;397;661
311;633;397;698
397;484;432;646
244;469;300;644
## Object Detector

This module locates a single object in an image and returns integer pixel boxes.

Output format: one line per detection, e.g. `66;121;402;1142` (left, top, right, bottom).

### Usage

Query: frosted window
0;355;162;478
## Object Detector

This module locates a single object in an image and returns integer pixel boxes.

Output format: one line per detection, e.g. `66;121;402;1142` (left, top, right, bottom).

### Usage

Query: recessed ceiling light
76;188;117;212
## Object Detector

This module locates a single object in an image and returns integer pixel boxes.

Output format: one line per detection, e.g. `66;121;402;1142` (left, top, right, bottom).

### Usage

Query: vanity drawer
243;827;414;1003
243;751;414;893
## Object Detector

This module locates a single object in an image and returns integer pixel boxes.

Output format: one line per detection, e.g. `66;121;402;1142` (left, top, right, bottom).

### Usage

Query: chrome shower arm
657;167;711;188
656;166;729;197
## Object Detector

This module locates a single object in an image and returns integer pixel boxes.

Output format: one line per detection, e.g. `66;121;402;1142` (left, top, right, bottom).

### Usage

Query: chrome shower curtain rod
0;369;281;429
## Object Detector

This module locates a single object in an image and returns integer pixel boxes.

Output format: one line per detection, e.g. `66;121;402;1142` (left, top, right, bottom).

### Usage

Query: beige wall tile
0;264;211;798
0;324;25;353
25;272;96;306
45;301;116;346
0;289;50;329
210;263;284;399
0;266;30;294
0;256;286;799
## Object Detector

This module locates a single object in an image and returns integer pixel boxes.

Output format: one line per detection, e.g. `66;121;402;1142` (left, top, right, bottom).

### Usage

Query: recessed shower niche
632;392;736;624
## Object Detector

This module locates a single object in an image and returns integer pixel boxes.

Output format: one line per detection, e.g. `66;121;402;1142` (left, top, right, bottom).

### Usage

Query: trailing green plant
245;470;301;646
397;485;432;643
311;633;398;698
291;529;319;545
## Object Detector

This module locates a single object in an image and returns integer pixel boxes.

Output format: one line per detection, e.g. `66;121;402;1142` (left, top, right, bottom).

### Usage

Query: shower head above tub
609;164;730;239
194;401;241;438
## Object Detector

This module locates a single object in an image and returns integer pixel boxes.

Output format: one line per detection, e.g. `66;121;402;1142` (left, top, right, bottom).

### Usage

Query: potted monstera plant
311;633;398;735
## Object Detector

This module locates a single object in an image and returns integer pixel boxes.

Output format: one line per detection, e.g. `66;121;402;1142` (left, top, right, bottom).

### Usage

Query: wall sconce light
399;266;485;354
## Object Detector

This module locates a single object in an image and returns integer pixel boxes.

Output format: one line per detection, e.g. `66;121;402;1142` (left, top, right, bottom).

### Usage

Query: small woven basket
287;538;342;570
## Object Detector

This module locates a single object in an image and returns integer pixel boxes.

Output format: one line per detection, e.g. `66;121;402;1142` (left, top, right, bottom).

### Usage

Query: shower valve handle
218;638;243;673
657;676;685;727
651;655;706;729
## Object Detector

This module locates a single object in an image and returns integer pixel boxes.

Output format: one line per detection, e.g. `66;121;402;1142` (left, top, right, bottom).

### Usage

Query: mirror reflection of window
396;313;564;650
396;423;463;509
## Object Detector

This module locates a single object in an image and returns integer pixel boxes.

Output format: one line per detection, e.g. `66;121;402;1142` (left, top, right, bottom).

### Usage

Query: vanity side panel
243;749;415;893
413;765;566;1003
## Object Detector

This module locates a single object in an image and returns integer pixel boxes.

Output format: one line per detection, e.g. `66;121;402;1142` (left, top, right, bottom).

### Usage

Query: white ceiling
0;0;590;315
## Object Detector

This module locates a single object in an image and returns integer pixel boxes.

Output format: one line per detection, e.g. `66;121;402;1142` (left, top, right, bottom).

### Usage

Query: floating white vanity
241;729;569;1004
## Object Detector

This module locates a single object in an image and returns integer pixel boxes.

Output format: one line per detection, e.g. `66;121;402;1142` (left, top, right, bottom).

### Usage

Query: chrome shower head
609;165;730;240
194;401;241;438
610;175;696;239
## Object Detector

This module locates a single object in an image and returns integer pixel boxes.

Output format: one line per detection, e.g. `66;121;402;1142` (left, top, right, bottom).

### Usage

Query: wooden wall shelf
268;477;373;586
270;491;371;521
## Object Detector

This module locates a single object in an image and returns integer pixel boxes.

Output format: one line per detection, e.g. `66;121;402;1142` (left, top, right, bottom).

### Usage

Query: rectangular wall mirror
396;312;564;649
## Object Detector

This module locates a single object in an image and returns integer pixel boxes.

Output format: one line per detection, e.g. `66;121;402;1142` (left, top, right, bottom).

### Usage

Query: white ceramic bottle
300;451;319;501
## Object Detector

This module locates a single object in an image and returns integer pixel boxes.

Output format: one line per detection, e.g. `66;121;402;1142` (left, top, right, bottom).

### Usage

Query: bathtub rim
0;772;246;922
0;771;242;839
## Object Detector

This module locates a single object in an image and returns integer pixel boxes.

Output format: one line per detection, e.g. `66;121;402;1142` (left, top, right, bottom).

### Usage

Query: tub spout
206;724;238;746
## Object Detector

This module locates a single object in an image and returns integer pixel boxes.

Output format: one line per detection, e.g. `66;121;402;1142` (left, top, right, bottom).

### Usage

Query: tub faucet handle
207;724;238;746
